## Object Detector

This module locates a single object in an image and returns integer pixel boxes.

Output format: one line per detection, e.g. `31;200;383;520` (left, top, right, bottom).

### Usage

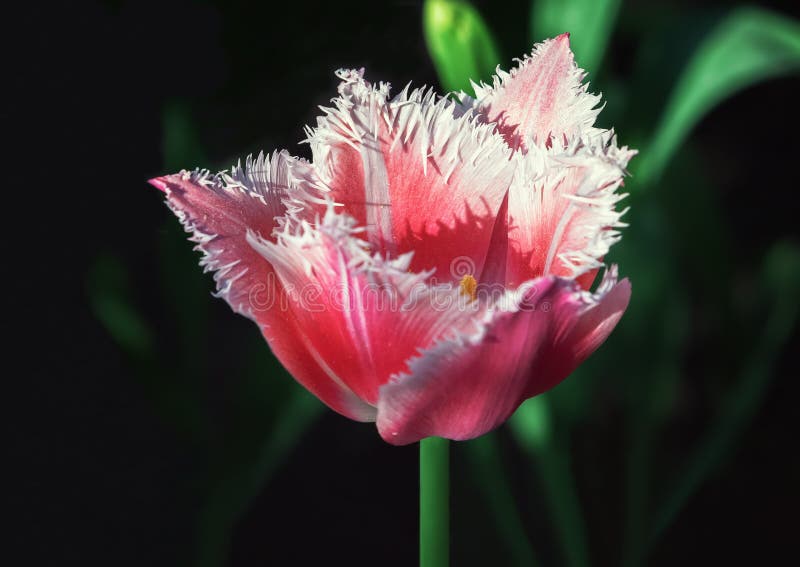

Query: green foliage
509;396;551;451
423;0;503;92
425;2;800;566
464;435;540;566
510;398;589;567
90;100;324;567
87;2;800;565
88;254;154;359
530;0;621;75
650;240;800;546
638;7;800;185
197;386;322;567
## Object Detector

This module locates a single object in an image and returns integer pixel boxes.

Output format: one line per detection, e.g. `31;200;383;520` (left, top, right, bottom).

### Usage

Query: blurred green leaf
510;397;590;567
763;240;800;295
509;396;551;451
159;100;213;380
613;195;691;567
158;100;327;567
87;252;208;440
423;0;503;92
197;386;322;567
88;253;155;359
163;99;208;171
158;221;212;379
530;0;621;75
648;240;800;552
637;7;800;185
464;434;539;566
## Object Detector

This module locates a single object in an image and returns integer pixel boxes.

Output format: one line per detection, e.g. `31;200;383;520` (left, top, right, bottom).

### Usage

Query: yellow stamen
459;274;478;302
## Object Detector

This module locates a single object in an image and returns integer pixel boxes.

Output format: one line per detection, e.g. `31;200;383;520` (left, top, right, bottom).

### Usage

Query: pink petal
151;152;375;421
248;207;484;406
150;152;296;317
504;133;636;287
375;269;631;445
307;69;517;281
524;267;631;398
260;294;378;422
471;34;602;151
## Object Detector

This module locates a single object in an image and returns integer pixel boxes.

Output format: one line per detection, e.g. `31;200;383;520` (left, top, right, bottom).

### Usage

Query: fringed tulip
150;34;635;445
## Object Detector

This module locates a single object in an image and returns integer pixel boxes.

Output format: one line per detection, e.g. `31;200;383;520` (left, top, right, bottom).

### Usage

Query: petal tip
376;425;410;446
616;276;632;295
148;176;169;193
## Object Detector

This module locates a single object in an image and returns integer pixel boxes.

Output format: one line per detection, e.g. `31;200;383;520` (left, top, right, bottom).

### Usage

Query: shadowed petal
525;266;631;398
150;151;305;317
376;269;630;445
307;69;517;279
469;33;603;151
249;207;485;405
259;292;378;422
504;132;636;287
151;152;375;421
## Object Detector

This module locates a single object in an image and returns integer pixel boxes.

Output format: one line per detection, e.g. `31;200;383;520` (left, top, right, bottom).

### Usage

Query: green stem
420;437;450;567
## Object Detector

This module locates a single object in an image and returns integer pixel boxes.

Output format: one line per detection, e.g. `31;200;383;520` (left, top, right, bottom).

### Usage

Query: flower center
459;274;478;302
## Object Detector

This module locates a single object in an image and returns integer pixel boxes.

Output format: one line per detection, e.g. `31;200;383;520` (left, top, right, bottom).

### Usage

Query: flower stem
420;437;449;567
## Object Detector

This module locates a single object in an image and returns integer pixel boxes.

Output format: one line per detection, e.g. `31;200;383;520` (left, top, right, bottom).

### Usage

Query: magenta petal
524;268;631;398
375;270;631;445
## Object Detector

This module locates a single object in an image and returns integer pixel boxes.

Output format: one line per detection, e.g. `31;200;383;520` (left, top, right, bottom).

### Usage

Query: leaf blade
423;0;503;92
637;7;800;185
530;0;621;75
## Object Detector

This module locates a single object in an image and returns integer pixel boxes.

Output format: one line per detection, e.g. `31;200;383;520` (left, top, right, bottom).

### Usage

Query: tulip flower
150;34;634;446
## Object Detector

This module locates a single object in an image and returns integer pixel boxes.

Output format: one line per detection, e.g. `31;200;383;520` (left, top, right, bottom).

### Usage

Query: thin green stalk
621;405;654;567
536;439;590;567
648;243;800;549
465;434;539;566
420;437;450;567
510;397;590;567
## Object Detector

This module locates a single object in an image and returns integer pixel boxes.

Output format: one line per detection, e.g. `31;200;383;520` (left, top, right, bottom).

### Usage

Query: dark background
9;0;799;565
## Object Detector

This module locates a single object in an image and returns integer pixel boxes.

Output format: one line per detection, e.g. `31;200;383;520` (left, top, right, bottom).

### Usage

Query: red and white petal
375;269;631;445
257;291;379;422
249;206;484;406
307;69;517;279
469;34;603;152
151;152;375;421
504;132;636;288
523;266;631;398
150;151;317;317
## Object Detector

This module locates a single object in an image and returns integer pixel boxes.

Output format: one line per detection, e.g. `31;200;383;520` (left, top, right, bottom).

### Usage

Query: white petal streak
159;150;325;318
465;34;603;150
508;131;637;283
246;206;483;404
305;68;516;269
